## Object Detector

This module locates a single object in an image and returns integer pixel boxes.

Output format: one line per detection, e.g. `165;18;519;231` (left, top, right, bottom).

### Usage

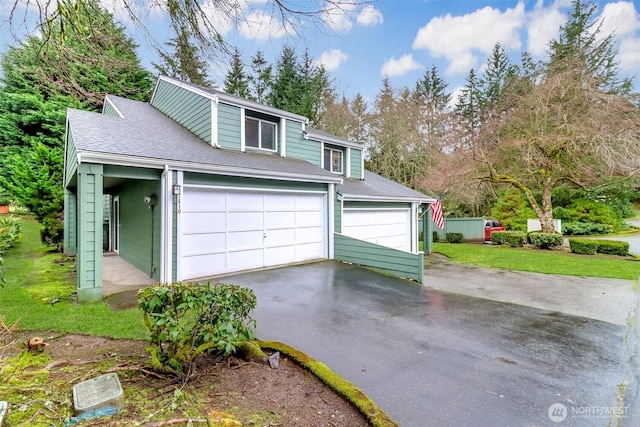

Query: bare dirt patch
1;331;371;426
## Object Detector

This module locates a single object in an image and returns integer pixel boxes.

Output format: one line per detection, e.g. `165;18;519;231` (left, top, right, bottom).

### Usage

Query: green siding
152;79;212;143
435;217;484;242
218;102;241;150
172;171;178;282
103;101;121;117
334;233;424;283
76;164;104;302
184;172;326;192
334;191;342;233
350;149;362;179
64;189;77;255
116;180;161;281
65;131;78;186
287;131;322;166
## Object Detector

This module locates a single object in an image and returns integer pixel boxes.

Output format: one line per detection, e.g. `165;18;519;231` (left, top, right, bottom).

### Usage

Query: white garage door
180;187;326;280
342;209;411;251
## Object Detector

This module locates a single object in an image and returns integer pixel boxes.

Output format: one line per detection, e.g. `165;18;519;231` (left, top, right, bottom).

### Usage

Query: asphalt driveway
224;260;639;427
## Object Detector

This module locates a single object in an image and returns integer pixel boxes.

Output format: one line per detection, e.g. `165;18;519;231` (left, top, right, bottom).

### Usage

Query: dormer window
245;116;277;151
324;148;343;174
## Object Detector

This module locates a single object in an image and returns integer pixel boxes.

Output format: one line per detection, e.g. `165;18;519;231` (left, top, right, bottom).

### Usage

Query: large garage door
180;187;326;280
342;209;411;252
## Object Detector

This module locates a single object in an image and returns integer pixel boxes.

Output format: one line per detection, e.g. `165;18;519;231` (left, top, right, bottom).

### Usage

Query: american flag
431;198;444;229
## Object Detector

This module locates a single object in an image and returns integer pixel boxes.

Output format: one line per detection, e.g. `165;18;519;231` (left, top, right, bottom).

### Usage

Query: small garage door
342;209;411;251
180;187;326;280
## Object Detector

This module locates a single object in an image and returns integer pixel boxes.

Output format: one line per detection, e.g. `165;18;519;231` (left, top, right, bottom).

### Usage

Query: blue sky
1;0;639;103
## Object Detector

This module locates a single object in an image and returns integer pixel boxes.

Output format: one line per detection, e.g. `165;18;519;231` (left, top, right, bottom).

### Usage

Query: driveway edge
622;276;640;424
257;340;398;427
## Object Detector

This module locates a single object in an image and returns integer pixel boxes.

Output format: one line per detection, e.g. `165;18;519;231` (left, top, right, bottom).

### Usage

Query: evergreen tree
268;45;302;113
0;0;152;246
413;66;451;149
454;68;483;144
548;0;631;94
480;44;519;110
249;51;272;103
154;28;210;86
223;47;250;98
348;94;369;145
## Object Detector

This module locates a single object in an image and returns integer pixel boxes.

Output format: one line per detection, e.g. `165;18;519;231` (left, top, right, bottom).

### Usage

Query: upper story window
324;147;343;174
245;117;277;151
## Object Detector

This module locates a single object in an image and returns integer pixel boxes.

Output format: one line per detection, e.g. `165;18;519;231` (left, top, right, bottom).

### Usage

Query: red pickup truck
485;219;505;240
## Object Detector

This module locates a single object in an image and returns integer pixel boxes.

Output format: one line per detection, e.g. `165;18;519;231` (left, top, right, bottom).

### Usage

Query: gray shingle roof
67;96;339;182
339;170;433;202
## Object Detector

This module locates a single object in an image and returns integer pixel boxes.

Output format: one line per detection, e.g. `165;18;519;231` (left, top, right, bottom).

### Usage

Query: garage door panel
265;194;295;211
227;230;264;251
227;212;263;230
227;192;263;210
343;209;411;252
181;187;326;279
182;212;226;233
182;232;225;255
182;253;226;278
264;211;295;230
265;229;295;247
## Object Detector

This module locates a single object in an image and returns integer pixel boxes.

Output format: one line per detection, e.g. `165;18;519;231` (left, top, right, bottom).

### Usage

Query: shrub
506;232;527;247
0;215;21;252
40;215;64;251
554;198;623;232
446;232;463;243
432;231;439;243
491;190;537;232
528;232;564;249
569;239;599;255
138;282;257;377
594;240;629;256
562;222;612;235
491;231;509;245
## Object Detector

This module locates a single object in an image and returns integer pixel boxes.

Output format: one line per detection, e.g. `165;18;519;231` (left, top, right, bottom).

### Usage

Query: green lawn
0;217;148;339
432;242;640;281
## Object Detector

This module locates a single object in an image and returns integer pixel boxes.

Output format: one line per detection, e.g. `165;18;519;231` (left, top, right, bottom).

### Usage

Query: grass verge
433;242;640;280
0;217;147;339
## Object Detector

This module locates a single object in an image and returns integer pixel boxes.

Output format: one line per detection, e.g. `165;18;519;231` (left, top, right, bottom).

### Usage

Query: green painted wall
103;101;121;117
218;102;241;150
334;233;424;283
184;172;326;192
434;217;485;242
350;149;362;179
115;179;161;281
152;79;212;143
64;189;77;255
334;192;342;233
76;164;104;302
64;131;77;186
288;133;322;166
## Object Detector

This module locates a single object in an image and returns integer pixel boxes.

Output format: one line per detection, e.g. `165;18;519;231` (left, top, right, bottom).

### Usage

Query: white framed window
324;148;343;174
245;117;277;151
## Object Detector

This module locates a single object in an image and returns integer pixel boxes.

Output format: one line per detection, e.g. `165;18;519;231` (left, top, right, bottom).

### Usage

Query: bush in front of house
528;232;564;249
490;231;509;245
432;231;439;242
138;281;257;378
569;239;629;256
0;215;21;253
506;232;527;247
445;232;463;243
562;221;613;235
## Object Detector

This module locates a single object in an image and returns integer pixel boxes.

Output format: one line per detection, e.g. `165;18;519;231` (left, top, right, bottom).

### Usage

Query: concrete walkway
102;254;154;296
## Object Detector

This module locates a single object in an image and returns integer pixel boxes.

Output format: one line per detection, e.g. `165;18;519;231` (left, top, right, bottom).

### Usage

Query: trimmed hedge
569;239;629;256
491;231;526;247
432;231;439;243
528;232;564;249
562;222;612;235
446;232;463;243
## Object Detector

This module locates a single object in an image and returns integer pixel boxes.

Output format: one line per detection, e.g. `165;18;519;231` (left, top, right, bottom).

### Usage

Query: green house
63;76;436;302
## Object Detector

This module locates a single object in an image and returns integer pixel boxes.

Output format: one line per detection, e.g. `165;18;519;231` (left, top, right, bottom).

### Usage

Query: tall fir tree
223;47;250;98
480;43;519;110
154;28;210;86
249;51;272;103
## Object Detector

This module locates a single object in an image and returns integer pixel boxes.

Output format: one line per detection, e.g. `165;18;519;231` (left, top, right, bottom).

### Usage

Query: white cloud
357;5;383;27
316;49;348;71
526;0;565;57
237;9;288;40
380;54;423;77
618;36;640;72
322;1;356;32
598;1;639;38
412;1;525;75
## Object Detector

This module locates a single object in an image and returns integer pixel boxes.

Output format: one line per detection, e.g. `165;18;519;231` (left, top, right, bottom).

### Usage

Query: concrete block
73;373;123;415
